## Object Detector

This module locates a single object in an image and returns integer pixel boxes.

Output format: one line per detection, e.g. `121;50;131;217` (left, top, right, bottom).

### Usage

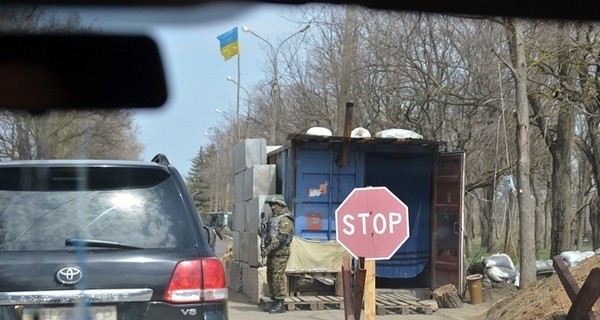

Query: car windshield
0;2;599;319
0;167;194;251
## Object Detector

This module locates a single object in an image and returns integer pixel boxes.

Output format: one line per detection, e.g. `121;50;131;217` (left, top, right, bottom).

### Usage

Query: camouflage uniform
262;195;294;313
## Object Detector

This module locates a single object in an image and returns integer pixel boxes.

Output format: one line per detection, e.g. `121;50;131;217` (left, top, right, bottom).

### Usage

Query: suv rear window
0;166;195;251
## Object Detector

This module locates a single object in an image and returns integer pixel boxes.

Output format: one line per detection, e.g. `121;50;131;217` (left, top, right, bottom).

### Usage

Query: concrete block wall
242;165;275;201
228;138;272;303
242;264;268;304
226;260;243;292
245;195;269;233
233;138;267;174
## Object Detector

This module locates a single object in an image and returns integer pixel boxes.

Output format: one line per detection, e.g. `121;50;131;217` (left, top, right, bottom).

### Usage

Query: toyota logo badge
56;266;83;285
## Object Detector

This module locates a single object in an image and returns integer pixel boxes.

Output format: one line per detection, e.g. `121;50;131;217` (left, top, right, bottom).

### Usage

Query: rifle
258;212;272;250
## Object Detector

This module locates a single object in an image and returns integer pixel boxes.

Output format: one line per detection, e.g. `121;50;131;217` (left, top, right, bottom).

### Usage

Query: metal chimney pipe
336;102;354;168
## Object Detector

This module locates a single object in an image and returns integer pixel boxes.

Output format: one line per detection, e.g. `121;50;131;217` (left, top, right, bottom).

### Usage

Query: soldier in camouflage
262;194;294;314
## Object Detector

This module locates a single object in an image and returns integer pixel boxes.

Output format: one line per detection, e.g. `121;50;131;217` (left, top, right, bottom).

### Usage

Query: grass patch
467;238;595;265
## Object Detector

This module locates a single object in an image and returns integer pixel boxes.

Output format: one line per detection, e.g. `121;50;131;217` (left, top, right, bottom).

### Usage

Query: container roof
285;133;444;147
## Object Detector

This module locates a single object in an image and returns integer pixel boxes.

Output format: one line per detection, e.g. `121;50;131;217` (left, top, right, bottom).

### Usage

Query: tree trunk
545;182;552;249
548;22;577;258
505;18;537;287
480;185;497;253
531;173;545;258
591;195;600;250
432;284;463;308
503;193;516;258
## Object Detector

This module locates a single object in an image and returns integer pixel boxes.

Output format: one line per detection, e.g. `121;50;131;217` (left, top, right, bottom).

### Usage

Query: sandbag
560;250;595;267
535;259;554;274
375;128;423;139
485;266;517;283
306;127;332;137
351;127;371;138
483;253;515;270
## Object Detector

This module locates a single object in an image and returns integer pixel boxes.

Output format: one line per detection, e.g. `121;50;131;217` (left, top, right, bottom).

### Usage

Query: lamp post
226;76;252;138
242;24;310;143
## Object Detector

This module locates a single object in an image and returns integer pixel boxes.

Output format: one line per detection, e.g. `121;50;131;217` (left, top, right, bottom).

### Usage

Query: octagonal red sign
335;186;410;260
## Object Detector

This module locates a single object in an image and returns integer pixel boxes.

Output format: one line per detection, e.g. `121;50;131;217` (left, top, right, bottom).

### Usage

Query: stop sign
335;186;410;260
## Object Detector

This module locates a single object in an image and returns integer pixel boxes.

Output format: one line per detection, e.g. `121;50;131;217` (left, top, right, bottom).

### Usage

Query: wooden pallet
375;292;433;315
259;295;344;311
260;292;432;315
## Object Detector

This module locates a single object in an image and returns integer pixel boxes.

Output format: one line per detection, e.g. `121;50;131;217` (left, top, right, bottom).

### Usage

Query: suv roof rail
151;153;170;165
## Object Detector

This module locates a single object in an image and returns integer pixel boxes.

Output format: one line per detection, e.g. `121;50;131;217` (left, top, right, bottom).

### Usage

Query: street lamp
226;76;253;138
224;76;241;141
242;24;310;143
226;76;251;102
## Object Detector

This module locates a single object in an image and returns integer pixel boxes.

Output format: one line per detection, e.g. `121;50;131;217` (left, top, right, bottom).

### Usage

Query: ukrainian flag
217;27;239;61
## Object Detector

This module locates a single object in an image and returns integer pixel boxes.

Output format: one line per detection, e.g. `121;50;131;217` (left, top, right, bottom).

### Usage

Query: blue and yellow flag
217;27;239;61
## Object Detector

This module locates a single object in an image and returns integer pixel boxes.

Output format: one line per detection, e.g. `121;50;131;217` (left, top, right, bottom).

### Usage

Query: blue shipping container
267;134;464;290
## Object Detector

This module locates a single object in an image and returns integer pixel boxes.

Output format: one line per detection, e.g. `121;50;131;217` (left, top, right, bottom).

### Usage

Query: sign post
336;186;410;320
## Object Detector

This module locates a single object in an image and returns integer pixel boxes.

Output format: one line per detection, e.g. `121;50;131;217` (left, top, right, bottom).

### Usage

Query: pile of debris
485;252;600;320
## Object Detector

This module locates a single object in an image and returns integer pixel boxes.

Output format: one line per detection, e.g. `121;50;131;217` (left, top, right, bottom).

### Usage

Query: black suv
0;154;228;320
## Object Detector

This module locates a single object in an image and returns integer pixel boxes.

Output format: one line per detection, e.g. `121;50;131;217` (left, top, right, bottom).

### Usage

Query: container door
294;148;361;241
431;152;464;290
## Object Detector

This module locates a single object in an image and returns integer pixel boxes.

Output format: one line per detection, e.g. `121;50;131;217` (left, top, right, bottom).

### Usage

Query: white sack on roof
306;127;332;137
351;127;371;138
375;128;423;139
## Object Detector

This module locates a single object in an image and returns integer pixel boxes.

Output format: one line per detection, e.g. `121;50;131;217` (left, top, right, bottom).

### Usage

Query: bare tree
503;17;537;287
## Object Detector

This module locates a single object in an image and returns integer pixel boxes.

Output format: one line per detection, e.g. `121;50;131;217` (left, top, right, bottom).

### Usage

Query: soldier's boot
268;299;286;314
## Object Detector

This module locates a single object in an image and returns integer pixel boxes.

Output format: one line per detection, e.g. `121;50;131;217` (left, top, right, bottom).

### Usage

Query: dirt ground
483;253;600;320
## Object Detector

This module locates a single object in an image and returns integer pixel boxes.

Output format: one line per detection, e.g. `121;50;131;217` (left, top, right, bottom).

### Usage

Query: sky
75;3;310;176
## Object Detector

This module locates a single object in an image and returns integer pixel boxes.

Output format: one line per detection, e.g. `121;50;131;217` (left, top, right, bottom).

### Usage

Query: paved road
227;289;489;320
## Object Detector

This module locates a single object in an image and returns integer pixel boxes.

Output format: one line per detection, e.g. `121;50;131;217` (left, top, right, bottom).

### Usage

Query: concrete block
233;139;267;174
232;201;246;232
246;232;262;268
242;264;268;304
239;232;249;263
245;195;269;233
242;165;276;201
226;259;243;292
234;171;245;203
232;231;242;262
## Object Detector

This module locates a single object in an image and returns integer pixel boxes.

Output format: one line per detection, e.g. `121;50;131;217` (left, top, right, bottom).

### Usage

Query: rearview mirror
0;33;167;111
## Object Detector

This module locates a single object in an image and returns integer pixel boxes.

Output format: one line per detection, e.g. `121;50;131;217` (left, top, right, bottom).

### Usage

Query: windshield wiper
65;238;143;250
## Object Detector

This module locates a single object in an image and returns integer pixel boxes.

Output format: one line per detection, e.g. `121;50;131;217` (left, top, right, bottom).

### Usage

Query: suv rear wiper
65;238;143;250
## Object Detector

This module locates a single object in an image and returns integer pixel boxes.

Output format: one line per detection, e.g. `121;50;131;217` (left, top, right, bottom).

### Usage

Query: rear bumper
0;301;228;320
144;301;228;319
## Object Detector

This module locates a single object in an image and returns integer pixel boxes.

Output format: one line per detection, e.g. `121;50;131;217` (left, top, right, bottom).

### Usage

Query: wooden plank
380;293;433;315
354;257;366;320
342;255;355;319
315;295;344;309
375;302;409;315
260;296;275;310
566;268;600;320
552;256;597;320
374;294;410;315
365;260;376;320
552;255;580;301
300;296;320;310
285;296;300;311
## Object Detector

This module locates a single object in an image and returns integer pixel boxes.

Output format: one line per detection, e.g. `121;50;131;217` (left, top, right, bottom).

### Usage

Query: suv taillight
163;257;228;303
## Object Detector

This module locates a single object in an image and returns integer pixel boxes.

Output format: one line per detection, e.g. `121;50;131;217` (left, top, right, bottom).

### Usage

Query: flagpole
236;50;241;141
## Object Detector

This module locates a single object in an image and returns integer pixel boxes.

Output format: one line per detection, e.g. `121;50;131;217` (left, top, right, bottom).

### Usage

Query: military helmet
265;194;287;207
